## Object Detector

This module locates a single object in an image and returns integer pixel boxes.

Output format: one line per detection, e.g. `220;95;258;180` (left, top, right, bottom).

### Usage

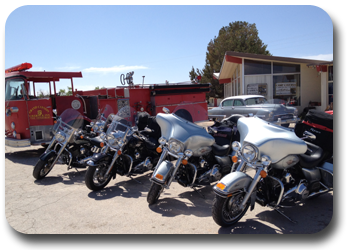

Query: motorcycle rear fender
151;160;174;185
213;171;252;197
40;150;57;162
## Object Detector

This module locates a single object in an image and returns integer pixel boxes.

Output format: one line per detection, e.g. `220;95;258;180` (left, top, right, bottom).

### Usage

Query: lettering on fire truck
28;106;51;120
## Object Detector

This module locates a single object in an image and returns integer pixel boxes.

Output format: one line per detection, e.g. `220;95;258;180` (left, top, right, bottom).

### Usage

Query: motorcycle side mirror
303;131;316;140
162;107;170;114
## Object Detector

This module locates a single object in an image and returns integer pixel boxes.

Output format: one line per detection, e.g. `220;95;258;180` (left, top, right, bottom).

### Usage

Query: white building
213;51;333;113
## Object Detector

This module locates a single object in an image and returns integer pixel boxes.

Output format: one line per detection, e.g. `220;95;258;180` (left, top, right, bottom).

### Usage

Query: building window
244;59;271;75
273;74;300;106
328;82;333;105
273;62;300;74
328;65;333;81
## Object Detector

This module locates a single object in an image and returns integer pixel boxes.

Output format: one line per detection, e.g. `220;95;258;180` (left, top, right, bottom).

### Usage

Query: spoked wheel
147;182;164;205
212;191;250;227
85;164;112;191
33;157;55;180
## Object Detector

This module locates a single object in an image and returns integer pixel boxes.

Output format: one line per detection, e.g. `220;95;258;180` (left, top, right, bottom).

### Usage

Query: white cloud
299;54;333;61
83;65;148;74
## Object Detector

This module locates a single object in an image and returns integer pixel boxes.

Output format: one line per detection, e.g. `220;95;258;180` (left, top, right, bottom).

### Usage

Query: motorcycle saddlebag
295;111;333;154
304;109;333;130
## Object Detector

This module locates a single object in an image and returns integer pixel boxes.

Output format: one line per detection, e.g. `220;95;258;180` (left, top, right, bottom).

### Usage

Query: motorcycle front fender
150;160;174;185
40;150;57;162
213;171;252;197
87;153;112;166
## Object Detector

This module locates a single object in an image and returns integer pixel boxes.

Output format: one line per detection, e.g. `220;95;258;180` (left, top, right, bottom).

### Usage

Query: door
26;98;54;143
5;77;31;140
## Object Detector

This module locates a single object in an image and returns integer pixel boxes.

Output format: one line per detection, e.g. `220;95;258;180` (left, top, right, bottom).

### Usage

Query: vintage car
208;95;299;126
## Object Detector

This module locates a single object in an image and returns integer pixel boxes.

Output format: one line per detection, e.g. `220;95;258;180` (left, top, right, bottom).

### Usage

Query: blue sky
4;5;333;94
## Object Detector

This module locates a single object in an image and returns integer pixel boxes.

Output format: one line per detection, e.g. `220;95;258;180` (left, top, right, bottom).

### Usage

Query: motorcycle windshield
255;99;297;123
105;106;135;149
54;109;84;133
97;104;114;123
237;115;306;163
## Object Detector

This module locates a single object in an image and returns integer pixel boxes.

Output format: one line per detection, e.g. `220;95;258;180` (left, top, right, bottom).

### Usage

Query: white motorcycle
211;110;333;227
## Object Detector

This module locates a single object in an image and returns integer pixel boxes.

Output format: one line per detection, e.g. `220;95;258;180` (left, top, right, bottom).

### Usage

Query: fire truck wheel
33;157;55;180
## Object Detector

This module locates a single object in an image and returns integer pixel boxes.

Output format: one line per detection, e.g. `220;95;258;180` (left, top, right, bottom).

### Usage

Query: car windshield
245;97;267;105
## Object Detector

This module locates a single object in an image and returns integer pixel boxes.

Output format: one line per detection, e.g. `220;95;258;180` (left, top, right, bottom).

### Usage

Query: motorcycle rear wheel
212;192;250;227
85;165;112;191
147;182;163;205
33;157;55;180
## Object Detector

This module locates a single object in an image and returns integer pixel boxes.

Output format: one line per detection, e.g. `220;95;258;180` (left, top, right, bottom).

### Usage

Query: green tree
191;21;271;98
59;89;66;96
66;87;72;96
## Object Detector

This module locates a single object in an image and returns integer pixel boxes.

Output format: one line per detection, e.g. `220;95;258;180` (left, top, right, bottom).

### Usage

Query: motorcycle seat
212;143;230;156
298;141;324;169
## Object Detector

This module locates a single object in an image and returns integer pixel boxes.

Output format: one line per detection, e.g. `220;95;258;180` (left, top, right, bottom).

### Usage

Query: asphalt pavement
5;142;333;234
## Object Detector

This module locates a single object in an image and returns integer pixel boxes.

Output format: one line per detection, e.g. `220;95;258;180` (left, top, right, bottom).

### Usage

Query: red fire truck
5;63;210;147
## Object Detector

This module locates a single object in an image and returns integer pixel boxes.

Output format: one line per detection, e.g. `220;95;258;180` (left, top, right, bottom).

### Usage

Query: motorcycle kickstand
274;208;297;224
192;187;206;199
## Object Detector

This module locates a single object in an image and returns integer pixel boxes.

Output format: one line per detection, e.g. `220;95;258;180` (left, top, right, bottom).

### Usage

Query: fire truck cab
5;63;88;147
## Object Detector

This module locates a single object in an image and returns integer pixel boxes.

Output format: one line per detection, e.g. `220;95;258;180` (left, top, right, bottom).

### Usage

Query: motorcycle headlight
231;141;241;152
184;149;193;158
168;138;184;155
100;132;106;140
107;131;125;147
55;131;66;142
158;137;167;146
242;144;258;162
107;134;118;147
93;122;104;132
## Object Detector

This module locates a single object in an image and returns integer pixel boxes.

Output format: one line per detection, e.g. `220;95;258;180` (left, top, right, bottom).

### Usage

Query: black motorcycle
84;107;161;191
33;105;114;180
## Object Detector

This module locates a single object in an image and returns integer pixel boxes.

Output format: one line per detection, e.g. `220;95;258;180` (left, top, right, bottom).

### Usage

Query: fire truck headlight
11;122;15;129
55;132;66;142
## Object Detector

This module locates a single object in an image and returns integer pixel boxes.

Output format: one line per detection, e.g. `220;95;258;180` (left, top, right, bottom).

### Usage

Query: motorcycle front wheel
33;157;55;180
147;182;163;205
212;192;250;227
85;164;112;191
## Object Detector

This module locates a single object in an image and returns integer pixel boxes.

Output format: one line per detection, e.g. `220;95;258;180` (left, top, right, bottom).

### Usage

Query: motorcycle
33;105;114;180
147;104;238;205
84;106;161;191
211;108;333;227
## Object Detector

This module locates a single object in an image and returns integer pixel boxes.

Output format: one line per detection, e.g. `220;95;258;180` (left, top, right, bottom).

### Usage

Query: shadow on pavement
5;147;46;166
87;173;152;200
148;185;215;218
217;192;333;234
34;169;87;186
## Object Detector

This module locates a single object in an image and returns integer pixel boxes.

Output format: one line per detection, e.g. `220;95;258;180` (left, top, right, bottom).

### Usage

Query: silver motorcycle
147;104;236;205
211;110;333;227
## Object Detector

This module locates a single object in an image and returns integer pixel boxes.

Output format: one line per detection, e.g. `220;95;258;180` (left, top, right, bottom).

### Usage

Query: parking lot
4;142;333;235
